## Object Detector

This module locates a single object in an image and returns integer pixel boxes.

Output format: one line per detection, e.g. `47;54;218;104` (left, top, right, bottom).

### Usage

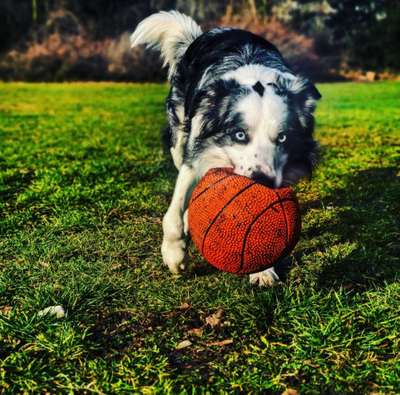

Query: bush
0;9;165;82
218;13;336;80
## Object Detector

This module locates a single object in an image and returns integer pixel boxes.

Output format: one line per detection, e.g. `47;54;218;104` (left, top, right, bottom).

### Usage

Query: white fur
288;76;307;93
191;67;290;186
169;104;186;168
238;88;287;134
223;84;289;186
161;164;196;273
192;146;233;177
249;267;280;287
188;113;205;142
223;64;295;86
130;11;202;79
170;131;187;169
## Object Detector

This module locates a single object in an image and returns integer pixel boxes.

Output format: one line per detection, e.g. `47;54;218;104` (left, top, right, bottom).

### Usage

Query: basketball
188;168;301;274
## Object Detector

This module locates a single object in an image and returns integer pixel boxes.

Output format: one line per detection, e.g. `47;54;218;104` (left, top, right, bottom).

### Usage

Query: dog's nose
250;171;275;188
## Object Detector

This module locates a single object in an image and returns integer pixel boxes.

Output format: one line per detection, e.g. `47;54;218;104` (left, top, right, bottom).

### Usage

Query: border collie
131;11;321;286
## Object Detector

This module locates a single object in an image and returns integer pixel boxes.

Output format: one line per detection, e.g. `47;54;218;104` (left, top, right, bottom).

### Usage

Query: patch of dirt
87;305;236;372
168;346;228;378
88;310;162;358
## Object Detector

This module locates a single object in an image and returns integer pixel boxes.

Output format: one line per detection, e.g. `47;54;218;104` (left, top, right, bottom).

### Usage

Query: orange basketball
188;168;301;274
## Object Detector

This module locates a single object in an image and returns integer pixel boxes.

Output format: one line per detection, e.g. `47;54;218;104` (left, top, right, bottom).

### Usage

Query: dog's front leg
249;256;292;287
162;164;196;274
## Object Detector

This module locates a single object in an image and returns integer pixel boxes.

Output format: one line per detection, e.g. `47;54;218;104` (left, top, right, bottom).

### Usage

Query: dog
131;11;321;286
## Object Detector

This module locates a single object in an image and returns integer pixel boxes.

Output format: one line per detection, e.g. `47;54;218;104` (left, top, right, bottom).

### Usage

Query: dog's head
187;65;321;187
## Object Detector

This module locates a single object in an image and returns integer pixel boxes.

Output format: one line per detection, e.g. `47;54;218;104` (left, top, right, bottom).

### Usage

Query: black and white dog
131;11;321;286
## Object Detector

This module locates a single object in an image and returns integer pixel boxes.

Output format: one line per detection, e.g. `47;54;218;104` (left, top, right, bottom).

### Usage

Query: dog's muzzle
250;171;276;188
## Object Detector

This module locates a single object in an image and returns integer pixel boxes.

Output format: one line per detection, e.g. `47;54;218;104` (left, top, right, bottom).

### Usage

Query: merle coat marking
131;11;321;285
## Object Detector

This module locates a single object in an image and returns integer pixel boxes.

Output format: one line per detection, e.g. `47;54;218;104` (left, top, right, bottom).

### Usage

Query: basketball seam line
201;182;257;255
239;197;295;272
190;174;234;204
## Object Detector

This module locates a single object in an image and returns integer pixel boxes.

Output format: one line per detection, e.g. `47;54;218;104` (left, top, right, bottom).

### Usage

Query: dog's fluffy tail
130;11;202;79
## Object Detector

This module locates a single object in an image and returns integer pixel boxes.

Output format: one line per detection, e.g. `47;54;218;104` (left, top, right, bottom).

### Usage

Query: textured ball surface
188;168;301;274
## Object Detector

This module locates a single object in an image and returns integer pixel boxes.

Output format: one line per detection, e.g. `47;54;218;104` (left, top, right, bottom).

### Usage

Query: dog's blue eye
277;133;287;143
234;130;247;142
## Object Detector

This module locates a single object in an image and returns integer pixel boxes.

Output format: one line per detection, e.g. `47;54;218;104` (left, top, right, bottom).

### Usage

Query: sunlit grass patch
0;81;399;393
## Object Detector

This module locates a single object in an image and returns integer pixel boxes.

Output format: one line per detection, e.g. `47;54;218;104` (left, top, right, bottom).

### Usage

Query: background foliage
0;0;399;81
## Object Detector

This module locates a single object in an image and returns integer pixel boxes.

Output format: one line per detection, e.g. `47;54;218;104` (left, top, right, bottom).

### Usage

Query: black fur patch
252;81;265;96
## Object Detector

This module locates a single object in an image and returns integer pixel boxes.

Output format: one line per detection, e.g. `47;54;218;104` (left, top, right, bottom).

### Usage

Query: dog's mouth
250;171;278;188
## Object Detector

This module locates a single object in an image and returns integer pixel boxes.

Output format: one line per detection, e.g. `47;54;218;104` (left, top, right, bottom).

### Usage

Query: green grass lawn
0;81;399;394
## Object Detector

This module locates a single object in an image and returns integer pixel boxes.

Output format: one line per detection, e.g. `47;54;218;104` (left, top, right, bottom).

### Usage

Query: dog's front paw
161;238;186;274
249;267;280;287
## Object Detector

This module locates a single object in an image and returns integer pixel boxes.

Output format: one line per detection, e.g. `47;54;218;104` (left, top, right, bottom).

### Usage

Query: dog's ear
286;77;321;129
309;83;322;100
276;75;321;104
290;78;321;114
292;77;321;99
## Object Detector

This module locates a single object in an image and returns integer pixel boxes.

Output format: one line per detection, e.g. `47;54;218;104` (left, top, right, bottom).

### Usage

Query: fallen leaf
303;359;320;368
163;302;191;318
175;340;192;350
0;306;12;315
37;305;66;319
270;342;289;347
187;327;203;337
281;389;298;395
205;339;233;347
205;308;224;328
111;262;122;270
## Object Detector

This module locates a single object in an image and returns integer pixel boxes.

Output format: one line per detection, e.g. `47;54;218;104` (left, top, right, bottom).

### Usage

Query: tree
327;0;400;70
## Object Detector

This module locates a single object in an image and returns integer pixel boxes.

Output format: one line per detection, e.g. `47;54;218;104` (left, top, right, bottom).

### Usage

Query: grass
0;81;399;394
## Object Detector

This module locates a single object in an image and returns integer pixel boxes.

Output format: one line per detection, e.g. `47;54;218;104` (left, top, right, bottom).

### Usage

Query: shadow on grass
300;166;400;291
166;165;400;293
